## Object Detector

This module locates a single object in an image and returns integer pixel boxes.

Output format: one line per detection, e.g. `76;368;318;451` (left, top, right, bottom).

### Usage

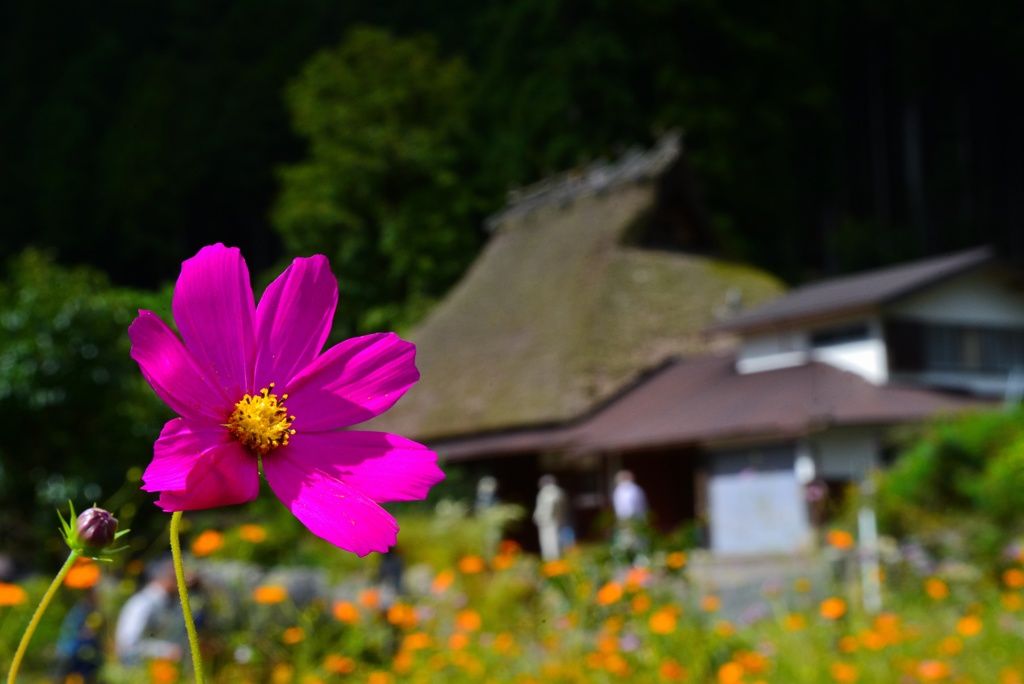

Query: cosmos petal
153;441;259;511
129;311;233;422
263;450;399;556
253;255;338;389
284;431;444;504
141;417;230;493
285;333;419;431
172;243;256;399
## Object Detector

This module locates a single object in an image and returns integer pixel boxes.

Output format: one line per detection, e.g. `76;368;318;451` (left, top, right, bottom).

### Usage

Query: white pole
858;505;882;613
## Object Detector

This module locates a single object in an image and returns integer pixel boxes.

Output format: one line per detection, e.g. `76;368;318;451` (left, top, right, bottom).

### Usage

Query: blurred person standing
533;475;569;561
612;470;649;564
115;557;189;667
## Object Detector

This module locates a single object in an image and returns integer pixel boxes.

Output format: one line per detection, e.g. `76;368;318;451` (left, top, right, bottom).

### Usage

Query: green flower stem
170;511;205;683
7;550;80;684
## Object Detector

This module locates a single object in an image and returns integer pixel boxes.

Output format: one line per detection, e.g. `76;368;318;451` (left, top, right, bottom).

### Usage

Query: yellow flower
367;673;392;684
819;597;847;620
714;620;735;637
238;524;267;543
783;613;806;631
253;585;288;604
0;582;27;606
667;551;687;569
190;530;224;557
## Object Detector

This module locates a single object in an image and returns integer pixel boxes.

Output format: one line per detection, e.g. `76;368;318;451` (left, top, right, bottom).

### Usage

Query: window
887;319;1024;373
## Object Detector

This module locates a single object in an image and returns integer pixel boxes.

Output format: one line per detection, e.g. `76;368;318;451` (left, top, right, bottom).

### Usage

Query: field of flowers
4;503;1024;684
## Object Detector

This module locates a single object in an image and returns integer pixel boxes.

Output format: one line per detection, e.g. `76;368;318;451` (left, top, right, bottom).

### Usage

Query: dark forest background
1;0;1023;563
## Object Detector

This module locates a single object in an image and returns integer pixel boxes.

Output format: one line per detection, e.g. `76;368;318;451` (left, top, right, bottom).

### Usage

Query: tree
0;250;173;563
273;27;491;336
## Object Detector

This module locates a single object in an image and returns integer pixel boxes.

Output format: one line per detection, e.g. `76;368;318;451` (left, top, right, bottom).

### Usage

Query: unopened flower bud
74;507;119;553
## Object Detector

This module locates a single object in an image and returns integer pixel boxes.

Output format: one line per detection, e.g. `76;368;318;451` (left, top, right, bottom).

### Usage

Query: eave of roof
708;246;994;335
429;355;989;461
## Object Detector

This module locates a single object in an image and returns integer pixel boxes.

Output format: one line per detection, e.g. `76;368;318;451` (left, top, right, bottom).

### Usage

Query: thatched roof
366;135;785;441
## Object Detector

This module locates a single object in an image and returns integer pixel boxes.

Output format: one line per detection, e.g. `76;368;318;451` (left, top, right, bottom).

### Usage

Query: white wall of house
736;316;888;383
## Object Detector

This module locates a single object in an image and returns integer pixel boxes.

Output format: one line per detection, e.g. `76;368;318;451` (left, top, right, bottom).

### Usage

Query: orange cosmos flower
386;602;418;629
924;577;949;600
596;581;623;606
332;600;359;624
717;662;744;684
819;597;847;620
631;593;652;613
956;615;982;637
1003;593;1024;612
714;620;735;637
541;560;570;577
492;553;515;570
917;660;951;681
64;558;100;589
324;655;356;674
1000;667;1024;684
604;653;629;676
736;650;769;674
938;636;962;656
838;636;859;654
282;626;305;644
458;555;485;574
148;658;180;684
829;661;858;682
238;524;267;543
650;607;678;634
367;673;392;684
190;530;224;557
1003;568;1024;589
0;582;28;606
700;595;721;612
667;551;687;569
253;585;288;604
432;569;455;594
493;632;515;654
357;588;380;609
455;609;482;632
827;529;855;550
783;613;806;631
448;632;470;650
659;658;687;682
402;632;431;651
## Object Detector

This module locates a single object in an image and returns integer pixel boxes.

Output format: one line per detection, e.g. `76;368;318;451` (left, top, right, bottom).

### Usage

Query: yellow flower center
227;384;295;455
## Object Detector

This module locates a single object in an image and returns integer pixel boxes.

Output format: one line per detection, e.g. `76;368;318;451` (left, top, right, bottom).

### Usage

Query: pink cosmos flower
129;244;444;556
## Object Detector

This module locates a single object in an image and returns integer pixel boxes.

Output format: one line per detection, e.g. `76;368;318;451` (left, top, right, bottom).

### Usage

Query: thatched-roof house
368;134;784;444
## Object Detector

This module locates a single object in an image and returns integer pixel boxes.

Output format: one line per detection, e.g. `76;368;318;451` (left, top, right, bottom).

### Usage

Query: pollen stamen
227;383;296;455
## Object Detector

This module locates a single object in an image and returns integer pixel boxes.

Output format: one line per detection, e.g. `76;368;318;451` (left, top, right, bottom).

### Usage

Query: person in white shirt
612;470;649;563
115;558;186;666
533;475;569;561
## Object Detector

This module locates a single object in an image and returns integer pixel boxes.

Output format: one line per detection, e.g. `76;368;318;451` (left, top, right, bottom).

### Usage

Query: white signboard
709;471;810;555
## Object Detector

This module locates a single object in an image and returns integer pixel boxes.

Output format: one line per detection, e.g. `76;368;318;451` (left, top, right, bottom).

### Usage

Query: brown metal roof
431;355;987;460
709;246;994;334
